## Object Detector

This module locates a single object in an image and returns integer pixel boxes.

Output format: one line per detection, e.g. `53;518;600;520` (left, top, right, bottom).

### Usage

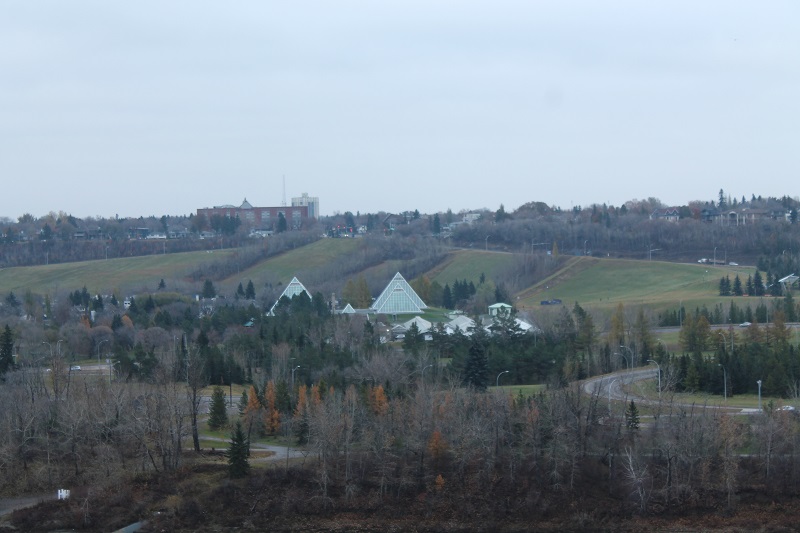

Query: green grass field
516;256;763;315
0;249;237;295
426;249;517;287
225;238;361;291
493;383;547;397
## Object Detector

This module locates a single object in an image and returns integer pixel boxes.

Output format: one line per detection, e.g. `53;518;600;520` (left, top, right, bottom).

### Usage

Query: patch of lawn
515;256;764;314
0;249;238;295
426;249;517;287
494;384;546;397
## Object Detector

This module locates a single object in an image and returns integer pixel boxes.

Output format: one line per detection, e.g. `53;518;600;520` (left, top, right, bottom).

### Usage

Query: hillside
516;256;760;315
0;238;776;320
0;249;237;296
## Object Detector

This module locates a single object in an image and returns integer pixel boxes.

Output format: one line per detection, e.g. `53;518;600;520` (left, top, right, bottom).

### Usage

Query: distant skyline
2;2;799;220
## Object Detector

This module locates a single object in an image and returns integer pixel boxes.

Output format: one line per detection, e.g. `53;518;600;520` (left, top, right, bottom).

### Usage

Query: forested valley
3;192;800;530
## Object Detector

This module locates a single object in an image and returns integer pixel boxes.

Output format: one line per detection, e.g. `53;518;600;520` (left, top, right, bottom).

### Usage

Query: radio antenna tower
281;175;286;206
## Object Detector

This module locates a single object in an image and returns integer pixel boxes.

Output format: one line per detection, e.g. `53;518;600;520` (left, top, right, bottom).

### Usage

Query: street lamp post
608;378;618;413
97;339;109;362
719;364;727;401
496;370;510;388
615;352;629;372
717;330;734;357
421;364;433;381
109;361;119;384
291;365;300;392
714;246;717;266
757;379;762;410
620;345;634;370
647;359;661;396
485;235;490;251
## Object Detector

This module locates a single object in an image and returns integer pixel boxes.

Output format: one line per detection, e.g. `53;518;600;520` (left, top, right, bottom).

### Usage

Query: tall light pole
422;364;433;381
714;246;717;266
719;364;727;401
291;365;300;392
97;339;109;362
615;352;629;372
647;359;661;396
620;345;634;370
109;361;119;385
485;235;490;251
608;378;618;413
757;379;762;410
496;370;510;388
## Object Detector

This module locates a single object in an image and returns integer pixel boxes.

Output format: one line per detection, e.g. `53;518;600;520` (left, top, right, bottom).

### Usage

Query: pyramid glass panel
268;277;311;315
371;272;427;314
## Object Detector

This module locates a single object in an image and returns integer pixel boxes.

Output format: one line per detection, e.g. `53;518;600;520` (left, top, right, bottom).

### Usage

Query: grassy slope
515;256;763;315
426;249;517;286
0;249;236;295
0;240;773;319
218;238;361;292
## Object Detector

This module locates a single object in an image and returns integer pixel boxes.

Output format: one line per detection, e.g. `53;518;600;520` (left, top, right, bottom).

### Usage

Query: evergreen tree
733;275;743;296
0;325;14;376
238;389;249;416
746;275;754;296
158;278;166;290
208;386;229;431
625;399;640;432
464;328;489;391
754;271;765;296
245;280;256;300
5;292;19;308
236;282;245;298
442;284;453;309
202;279;216;299
719;276;731;296
226;420;250;478
784;291;797;322
277;212;287;233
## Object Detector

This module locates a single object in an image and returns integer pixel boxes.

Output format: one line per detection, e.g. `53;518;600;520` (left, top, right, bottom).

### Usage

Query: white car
70;365;81;371
739;322;751;328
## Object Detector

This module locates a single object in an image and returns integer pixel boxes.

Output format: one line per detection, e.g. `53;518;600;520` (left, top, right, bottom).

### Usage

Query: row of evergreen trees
718;270;788;297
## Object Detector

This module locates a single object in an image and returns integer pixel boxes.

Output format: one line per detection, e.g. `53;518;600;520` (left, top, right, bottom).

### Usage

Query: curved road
582;368;761;414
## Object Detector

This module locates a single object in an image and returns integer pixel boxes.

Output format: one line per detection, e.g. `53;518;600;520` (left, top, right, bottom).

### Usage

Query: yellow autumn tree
370;384;389;416
243;385;265;436
609;302;626;348
263;380;281;435
427;430;448;460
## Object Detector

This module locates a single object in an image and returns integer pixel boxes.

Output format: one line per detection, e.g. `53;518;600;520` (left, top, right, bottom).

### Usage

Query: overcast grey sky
1;1;799;219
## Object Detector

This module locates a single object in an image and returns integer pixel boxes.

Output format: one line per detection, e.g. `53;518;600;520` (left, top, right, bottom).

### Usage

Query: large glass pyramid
370;272;427;314
268;277;312;315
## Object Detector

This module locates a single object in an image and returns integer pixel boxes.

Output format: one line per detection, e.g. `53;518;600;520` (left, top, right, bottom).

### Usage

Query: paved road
193;436;306;462
582;368;761;414
0;493;55;518
583;368;658;404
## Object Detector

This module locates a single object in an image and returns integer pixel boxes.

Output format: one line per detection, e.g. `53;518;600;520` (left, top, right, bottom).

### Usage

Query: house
444;315;476;336
701;208;722;223
649;208;680;222
488;303;513;317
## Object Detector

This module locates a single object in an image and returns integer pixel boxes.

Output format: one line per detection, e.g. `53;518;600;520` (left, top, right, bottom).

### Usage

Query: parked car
739;322;751;328
70;365;81;371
